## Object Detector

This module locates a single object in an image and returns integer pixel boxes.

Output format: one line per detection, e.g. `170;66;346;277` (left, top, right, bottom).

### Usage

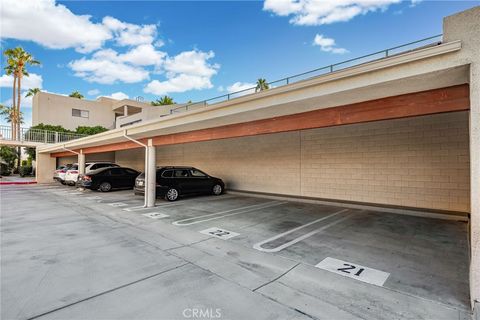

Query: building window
72;108;89;118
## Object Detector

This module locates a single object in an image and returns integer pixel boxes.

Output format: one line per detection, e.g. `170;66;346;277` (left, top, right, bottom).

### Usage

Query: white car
64;162;119;186
53;164;72;184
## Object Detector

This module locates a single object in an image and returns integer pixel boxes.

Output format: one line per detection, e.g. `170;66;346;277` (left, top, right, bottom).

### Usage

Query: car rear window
161;170;173;178
190;169;207;177
174;169;189;178
70;165;78;170
109;168;125;176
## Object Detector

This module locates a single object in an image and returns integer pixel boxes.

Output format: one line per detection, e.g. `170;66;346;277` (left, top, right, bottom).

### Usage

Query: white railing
0;125;87;144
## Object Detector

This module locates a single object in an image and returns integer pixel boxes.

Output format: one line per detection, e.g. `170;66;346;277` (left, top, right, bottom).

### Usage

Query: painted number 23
209;229;230;237
337;263;365;276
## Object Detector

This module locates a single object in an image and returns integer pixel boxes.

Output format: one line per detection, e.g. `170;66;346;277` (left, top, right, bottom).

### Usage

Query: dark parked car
78;167;140;192
134;166;225;201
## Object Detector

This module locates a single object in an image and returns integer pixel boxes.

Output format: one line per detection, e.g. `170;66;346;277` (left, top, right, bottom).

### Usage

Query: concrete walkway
1;184;471;320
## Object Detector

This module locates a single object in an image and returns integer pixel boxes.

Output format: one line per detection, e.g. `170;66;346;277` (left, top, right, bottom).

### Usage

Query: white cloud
68;44;166;84
101;92;129;100
0;73;43;89
144;50;219;95
87;89;100;96
313;34;348;54
69;49;150;84
144;74;213;96
103;16;157;47
226;82;256;95
120;44;166;66
264;0;404;26
1;0;112;53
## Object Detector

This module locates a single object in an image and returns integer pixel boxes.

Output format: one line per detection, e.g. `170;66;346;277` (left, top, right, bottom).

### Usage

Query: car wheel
165;188;179;201
212;184;223;195
99;182;112;192
60;181;66;185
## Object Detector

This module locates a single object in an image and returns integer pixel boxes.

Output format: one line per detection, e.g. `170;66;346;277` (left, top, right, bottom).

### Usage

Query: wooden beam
51;84;469;158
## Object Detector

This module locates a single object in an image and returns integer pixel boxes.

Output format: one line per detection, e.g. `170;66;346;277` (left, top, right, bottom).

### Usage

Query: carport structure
36;7;480;313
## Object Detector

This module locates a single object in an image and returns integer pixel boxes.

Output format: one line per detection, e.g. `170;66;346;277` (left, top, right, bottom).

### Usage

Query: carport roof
39;40;468;156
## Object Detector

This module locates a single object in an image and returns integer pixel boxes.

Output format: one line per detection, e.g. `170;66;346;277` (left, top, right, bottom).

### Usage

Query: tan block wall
114;112;470;212
115;148;145;171
301;112;470;212
57;152;116;166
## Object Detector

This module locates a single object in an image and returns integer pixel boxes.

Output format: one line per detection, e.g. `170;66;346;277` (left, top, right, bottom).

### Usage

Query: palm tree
4;47;40;140
69;91;84;99
3;55;17;140
0;105;24;127
25;87;41;98
255;78;269;92
4;47;40;168
151;96;175;106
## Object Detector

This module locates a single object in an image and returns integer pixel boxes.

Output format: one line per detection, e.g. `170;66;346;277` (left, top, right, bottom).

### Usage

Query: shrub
21;160;28;166
18;166;33;177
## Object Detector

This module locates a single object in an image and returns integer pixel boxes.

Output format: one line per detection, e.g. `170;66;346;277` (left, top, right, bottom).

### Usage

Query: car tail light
83;175;91;181
70;170;78;174
60;169;66;173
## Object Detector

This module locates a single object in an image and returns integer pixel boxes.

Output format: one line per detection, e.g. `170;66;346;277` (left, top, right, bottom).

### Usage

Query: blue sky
1;0;478;126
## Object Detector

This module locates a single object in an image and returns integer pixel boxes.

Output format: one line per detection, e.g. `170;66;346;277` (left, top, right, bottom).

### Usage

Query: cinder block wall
114;111;470;212
57;152;116;166
301;112;470;212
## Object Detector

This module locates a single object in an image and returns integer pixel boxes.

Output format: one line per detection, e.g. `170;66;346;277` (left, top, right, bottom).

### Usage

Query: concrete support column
471;60;480;313
444;7;480;312
146;139;156;207
35;151;56;184
123;105;128;117
78;150;86;175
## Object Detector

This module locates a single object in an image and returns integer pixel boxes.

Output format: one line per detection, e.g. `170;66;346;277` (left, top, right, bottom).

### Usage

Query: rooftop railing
0;125;87;144
169;34;443;115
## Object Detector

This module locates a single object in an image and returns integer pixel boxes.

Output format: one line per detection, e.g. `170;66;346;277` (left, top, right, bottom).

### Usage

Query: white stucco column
35;151;56;184
78;150;86;175
444;6;480;312
146;139;156;207
123;105;128;117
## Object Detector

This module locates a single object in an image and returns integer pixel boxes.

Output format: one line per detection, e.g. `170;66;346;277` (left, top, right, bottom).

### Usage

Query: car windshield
137;172;145;179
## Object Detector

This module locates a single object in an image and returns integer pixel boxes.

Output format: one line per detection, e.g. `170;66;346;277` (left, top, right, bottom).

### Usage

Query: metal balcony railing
169;34;443;115
0;125;87;144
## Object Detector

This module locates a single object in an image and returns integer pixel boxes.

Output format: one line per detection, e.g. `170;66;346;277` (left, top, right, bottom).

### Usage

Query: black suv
134;166;225;201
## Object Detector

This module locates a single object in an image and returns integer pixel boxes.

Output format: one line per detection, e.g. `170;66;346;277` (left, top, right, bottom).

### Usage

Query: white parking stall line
253;209;351;253
107;202;129;207
123;195;239;212
123;202;181;212
200;227;240;240
142;212;170;219
316;257;390;286
172;201;286;226
69;192;84;195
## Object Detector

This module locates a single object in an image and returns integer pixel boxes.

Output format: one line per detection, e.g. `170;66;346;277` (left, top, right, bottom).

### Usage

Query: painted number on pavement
200;227;239;240
315;257;390;286
142;212;169;219
108;202;128;207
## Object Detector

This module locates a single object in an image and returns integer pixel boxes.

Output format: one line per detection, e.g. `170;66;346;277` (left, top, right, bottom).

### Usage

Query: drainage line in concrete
26;263;190;320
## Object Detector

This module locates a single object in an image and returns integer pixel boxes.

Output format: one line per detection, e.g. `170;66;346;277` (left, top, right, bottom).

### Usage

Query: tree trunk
17;72;22;138
12;74;17;141
16;73;22;168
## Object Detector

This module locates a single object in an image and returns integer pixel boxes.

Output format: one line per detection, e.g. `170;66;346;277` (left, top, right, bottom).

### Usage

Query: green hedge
18;166;33;177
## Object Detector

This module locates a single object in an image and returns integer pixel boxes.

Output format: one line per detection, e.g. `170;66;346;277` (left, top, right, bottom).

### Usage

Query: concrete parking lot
1;184;470;320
